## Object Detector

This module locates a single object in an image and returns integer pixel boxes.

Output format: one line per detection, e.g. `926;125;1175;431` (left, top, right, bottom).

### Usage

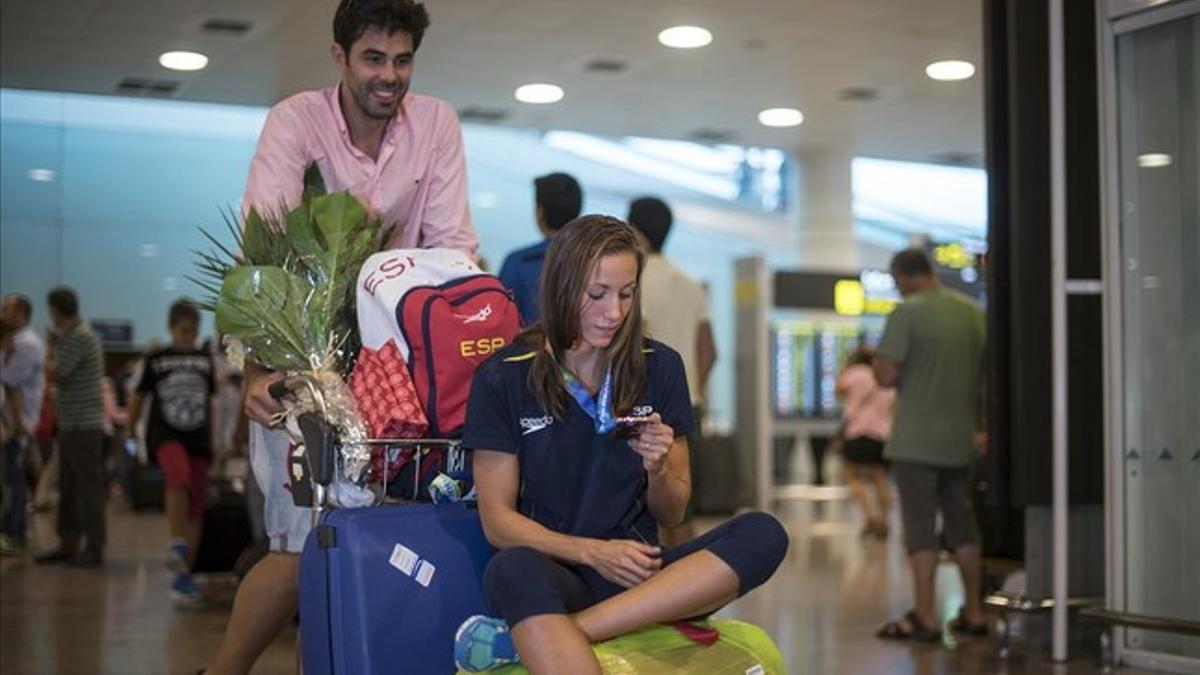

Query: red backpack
397;274;522;437
354;249;522;441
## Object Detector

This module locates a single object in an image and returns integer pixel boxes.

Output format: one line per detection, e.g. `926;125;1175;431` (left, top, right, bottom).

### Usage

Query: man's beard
353;81;405;120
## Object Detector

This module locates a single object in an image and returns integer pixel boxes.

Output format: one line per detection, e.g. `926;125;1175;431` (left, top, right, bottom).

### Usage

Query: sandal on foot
948;607;989;636
877;610;942;642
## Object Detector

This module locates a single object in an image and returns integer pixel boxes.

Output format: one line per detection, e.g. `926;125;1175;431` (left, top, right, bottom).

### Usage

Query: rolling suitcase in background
692;435;741;515
124;460;165;511
190;482;252;574
299;501;495;675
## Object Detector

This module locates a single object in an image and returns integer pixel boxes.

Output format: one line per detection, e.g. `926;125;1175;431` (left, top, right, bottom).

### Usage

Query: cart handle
268;374;337;489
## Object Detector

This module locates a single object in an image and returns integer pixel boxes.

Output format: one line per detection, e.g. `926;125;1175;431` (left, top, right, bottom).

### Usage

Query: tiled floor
0;495;1156;674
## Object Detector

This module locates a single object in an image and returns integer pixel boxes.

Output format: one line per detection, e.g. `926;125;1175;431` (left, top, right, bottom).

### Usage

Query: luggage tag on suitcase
289;443;314;507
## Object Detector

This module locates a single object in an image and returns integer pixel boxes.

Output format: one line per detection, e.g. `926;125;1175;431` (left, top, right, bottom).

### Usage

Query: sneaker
166;539;189;575
454;615;518;672
0;534;26;556
171;573;203;607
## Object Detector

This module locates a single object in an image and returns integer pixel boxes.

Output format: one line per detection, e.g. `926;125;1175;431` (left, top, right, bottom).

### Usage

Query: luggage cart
269;374;492;675
267;374;466;517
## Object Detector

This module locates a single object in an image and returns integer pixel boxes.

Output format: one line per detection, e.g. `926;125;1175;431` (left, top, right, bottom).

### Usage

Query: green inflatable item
456;618;785;675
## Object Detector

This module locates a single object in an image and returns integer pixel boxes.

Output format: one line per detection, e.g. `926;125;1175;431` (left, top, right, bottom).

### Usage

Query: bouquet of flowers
191;189;380;490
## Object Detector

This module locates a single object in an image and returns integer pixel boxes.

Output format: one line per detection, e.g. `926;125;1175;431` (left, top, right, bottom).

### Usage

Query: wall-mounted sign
90;319;134;346
774;270;898;316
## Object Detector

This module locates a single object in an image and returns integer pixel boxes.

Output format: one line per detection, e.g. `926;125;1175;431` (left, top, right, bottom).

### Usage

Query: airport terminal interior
1;0;1197;673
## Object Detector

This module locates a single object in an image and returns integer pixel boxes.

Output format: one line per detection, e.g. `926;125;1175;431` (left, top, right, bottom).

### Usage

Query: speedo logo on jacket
520;415;554;436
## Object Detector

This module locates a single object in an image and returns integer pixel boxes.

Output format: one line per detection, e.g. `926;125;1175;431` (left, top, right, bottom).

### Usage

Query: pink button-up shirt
243;85;478;254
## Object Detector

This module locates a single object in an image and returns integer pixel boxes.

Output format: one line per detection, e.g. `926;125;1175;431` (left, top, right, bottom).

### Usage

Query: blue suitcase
300;502;495;674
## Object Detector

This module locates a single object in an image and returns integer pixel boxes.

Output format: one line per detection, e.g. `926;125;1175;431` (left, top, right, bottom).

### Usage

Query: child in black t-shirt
128;299;214;605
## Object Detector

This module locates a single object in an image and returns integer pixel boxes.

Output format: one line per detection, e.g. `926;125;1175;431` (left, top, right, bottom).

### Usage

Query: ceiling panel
0;0;985;164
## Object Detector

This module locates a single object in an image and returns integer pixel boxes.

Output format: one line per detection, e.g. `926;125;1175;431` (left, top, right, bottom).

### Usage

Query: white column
794;148;860;271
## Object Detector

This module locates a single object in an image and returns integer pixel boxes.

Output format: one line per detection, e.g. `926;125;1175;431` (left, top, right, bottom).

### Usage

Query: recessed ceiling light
1136;153;1172;168
758;108;804;128
514;83;564;104
658;26;713;49
27;168;57;182
159;50;209;72
925;60;975;81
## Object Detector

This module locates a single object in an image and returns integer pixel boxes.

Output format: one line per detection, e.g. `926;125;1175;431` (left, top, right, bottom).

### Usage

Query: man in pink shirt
206;1;476;673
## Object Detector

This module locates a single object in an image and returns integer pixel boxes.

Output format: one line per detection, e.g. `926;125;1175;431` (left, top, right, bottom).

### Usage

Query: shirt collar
327;84;351;139
327;83;406;146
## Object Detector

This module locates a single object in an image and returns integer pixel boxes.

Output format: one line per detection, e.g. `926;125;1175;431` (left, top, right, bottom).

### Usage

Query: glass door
1114;6;1200;661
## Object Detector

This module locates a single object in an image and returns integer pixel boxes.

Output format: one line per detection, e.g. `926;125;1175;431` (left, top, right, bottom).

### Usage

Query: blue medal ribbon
561;364;615;435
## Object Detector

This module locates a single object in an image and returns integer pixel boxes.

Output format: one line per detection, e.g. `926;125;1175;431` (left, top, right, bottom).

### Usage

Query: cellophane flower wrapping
192;191;380;496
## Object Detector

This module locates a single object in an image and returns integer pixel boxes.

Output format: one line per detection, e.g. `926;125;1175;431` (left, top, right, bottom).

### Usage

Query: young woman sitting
454;215;789;674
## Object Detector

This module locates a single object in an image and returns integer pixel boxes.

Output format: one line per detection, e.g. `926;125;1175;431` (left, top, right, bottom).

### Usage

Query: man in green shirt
35;287;107;567
873;248;988;642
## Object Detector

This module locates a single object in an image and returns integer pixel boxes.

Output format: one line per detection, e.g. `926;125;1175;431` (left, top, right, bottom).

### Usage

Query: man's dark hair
4;294;33;322
626;196;673;253
333;0;431;54
168;299;201;328
47;287;79;318
534;173;583;233
890;248;935;277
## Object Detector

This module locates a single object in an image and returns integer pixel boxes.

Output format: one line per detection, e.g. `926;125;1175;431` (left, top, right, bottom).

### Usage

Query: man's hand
582;538;663;589
975;431;989;457
243;364;286;427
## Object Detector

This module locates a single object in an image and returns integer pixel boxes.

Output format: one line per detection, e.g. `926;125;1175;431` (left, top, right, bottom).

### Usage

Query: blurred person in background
873;248;988;642
498;172;584;325
128;299;215;606
35;286;107;568
835;346;895;539
205;331;245;471
626;196;716;547
1;294;45;555
31;377;58;512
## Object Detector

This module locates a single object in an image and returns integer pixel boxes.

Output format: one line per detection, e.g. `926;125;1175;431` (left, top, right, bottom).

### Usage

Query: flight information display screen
773;322;877;418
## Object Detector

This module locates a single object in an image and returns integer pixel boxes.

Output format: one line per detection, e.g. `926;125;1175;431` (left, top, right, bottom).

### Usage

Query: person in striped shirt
35;287;107;567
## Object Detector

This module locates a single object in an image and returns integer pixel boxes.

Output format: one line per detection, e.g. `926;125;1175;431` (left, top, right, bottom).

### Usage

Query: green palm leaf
195;189;381;375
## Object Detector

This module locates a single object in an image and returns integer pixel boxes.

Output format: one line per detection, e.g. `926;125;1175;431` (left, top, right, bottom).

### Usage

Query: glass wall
1115;9;1200;661
0;88;793;428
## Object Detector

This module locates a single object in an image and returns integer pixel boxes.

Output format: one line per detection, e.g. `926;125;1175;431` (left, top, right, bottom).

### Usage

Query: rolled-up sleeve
415;104;478;255
242;105;308;220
